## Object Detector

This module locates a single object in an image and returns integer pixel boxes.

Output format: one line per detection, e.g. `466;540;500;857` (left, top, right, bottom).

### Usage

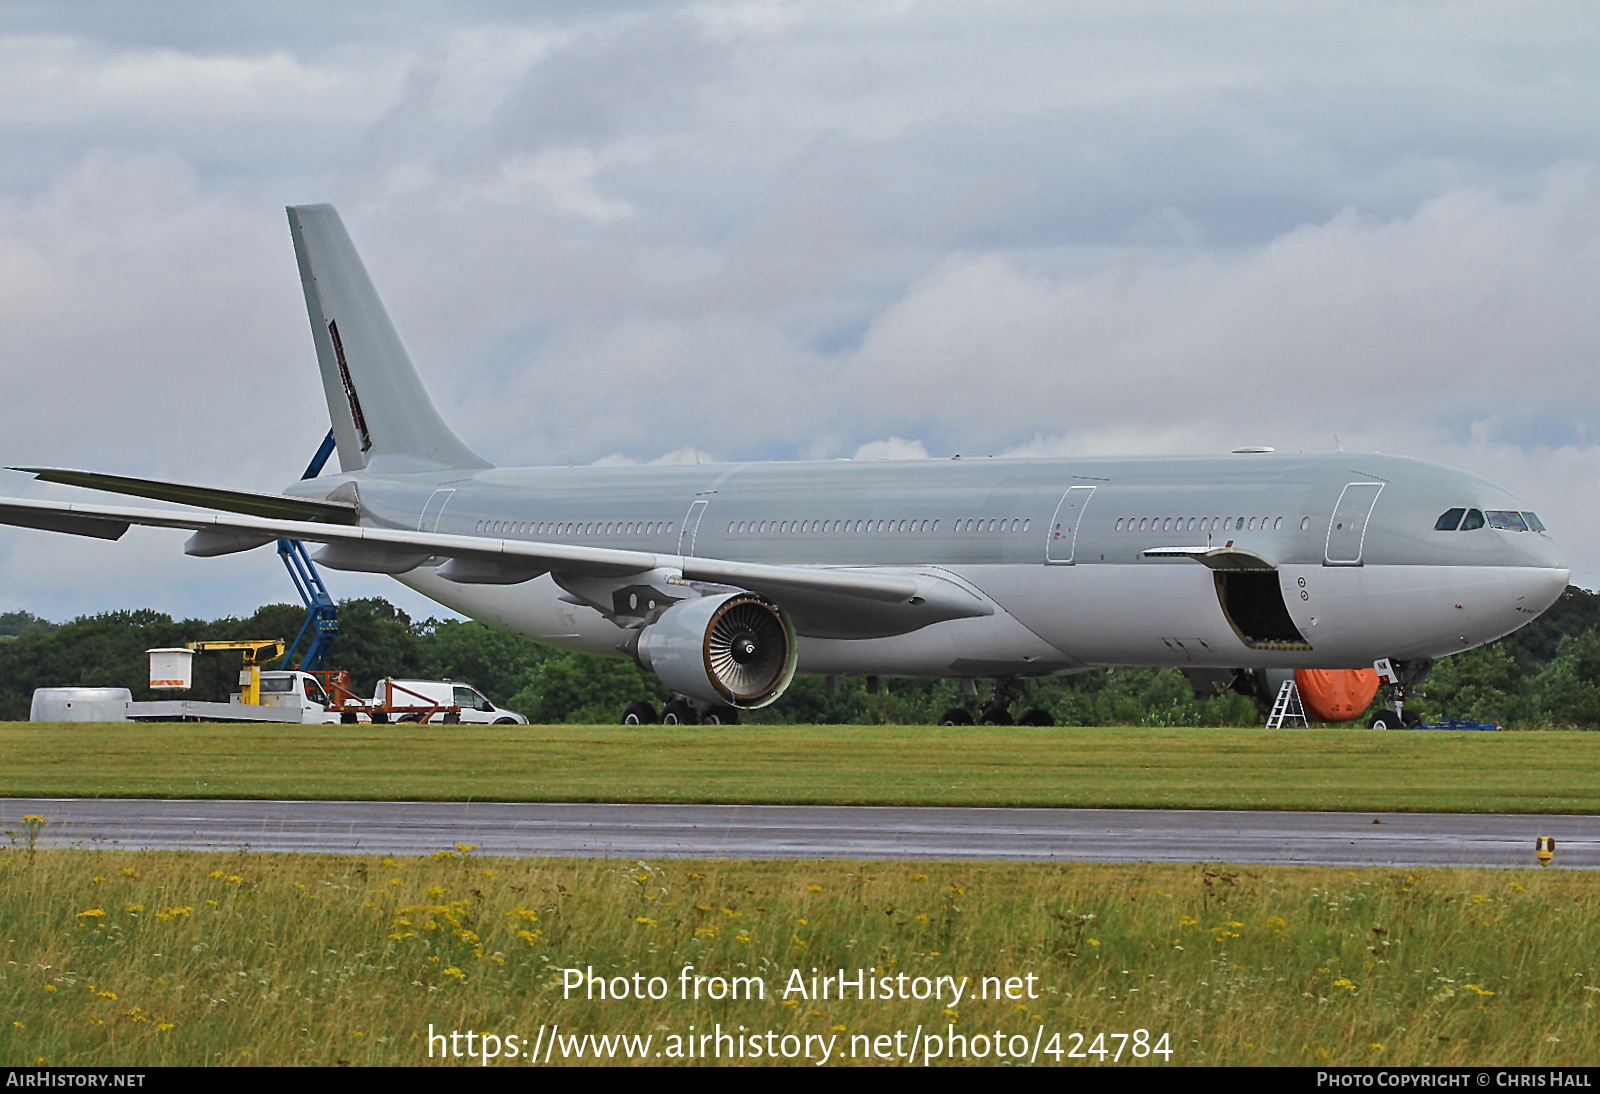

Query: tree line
1;588;1598;727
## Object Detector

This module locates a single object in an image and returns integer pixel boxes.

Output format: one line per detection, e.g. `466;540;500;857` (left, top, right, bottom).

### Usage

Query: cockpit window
1524;512;1546;532
1460;509;1485;530
1434;508;1465;531
1485;510;1528;531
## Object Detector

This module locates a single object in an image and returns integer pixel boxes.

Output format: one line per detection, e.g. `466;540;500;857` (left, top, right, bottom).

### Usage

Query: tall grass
2;847;1596;1066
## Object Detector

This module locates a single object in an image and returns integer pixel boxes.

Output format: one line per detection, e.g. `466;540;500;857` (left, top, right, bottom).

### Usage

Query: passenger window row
954;518;1030;533
1434;508;1545;532
1115;515;1290;534
727;518;957;535
723;517;1037;535
475;519;676;537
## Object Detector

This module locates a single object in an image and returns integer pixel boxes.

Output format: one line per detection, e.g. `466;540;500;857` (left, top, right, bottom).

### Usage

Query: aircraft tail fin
287;204;491;474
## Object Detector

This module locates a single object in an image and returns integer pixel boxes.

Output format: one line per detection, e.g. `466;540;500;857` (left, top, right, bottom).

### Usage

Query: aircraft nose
1512;558;1569;620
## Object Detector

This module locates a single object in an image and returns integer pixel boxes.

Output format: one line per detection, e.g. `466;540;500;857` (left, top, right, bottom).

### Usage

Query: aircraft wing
0;495;990;636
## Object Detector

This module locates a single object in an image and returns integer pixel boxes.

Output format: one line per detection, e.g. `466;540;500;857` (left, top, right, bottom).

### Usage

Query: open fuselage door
1142;544;1311;652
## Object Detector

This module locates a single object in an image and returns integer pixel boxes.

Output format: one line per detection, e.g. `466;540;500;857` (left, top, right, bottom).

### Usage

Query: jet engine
636;592;798;709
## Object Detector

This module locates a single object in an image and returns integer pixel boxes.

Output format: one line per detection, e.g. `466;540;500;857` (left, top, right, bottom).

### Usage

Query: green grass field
1;848;1595;1067
1;721;1598;813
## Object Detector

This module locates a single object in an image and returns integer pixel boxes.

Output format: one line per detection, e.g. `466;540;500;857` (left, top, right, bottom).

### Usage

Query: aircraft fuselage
287;449;1568;679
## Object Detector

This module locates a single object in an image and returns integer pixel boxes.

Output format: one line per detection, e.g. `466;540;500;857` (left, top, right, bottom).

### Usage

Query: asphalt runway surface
3;798;1597;868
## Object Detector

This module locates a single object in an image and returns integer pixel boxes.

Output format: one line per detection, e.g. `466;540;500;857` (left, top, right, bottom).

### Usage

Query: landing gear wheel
1018;707;1055;727
979;703;1014;726
1403;710;1423;728
622;701;657;726
661;699;697;725
938;707;973;726
1370;709;1402;731
701;704;740;725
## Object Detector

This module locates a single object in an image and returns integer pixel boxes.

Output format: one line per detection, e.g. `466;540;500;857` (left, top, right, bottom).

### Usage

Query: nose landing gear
1371;658;1431;729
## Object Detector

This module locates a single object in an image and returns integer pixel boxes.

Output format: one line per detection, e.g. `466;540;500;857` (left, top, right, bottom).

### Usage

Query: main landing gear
620;697;740;725
940;677;1054;727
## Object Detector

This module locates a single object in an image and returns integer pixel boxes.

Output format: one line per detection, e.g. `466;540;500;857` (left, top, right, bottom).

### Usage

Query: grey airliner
0;206;1569;724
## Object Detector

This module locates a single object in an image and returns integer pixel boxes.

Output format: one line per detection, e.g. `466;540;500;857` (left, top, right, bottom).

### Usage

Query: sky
1;0;1598;625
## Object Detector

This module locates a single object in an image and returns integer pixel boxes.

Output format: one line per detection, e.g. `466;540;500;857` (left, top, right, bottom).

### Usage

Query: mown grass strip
0;848;1594;1067
2;722;1598;812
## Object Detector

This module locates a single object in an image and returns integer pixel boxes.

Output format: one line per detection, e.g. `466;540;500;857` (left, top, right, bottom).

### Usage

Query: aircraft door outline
1324;482;1384;566
418;488;455;532
1045;486;1096;564
678;499;708;556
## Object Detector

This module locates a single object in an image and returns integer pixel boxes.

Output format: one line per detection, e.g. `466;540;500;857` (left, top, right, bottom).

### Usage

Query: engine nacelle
636;592;798;709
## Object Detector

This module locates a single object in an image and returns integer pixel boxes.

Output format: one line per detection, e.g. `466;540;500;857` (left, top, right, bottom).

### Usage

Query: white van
372;679;528;725
256;671;344;724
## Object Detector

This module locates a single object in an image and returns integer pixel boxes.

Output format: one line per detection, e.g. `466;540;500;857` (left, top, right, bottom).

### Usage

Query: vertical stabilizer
287;204;491;474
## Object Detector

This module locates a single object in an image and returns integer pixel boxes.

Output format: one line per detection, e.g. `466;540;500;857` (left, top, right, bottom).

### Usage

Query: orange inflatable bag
1294;668;1380;723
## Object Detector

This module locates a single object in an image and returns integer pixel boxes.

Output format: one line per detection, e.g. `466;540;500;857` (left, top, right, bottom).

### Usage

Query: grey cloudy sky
2;1;1598;625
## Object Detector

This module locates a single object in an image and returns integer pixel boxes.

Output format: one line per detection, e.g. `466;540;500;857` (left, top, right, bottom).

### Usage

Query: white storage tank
30;687;132;722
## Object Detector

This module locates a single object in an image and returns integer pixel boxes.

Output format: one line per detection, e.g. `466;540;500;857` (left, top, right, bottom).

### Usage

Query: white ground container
146;648;194;689
30;687;132;722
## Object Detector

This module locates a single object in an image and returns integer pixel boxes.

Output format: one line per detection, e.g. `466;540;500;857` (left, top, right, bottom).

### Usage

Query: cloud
852;436;929;460
4;2;1600;624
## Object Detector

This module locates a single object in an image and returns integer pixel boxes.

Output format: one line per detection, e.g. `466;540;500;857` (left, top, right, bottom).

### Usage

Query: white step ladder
1266;678;1308;729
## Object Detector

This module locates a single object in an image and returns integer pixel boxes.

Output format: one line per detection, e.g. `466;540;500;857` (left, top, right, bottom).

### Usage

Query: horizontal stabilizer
10;468;359;524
